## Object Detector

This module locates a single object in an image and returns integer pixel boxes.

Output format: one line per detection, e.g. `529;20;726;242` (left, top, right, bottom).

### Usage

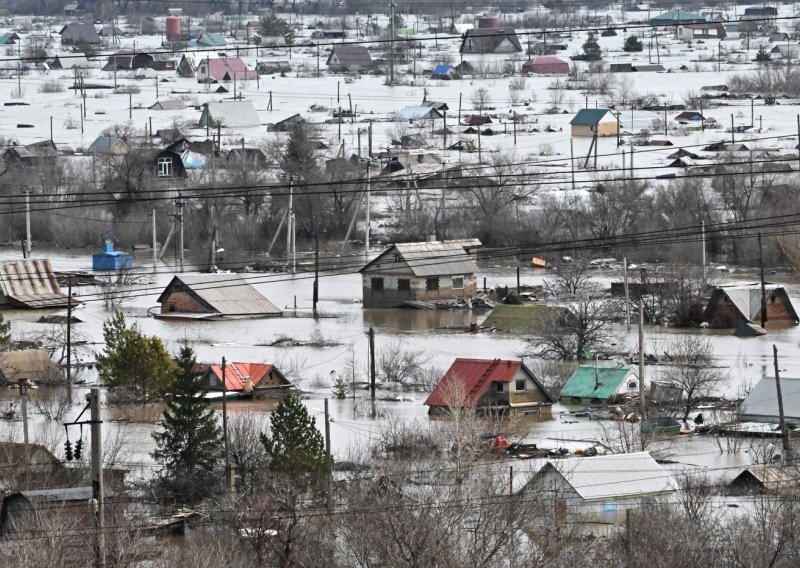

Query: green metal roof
570;108;612;126
198;32;226;46
560;365;632;400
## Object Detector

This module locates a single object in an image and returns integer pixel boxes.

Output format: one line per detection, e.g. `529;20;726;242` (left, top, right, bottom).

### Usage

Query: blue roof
88;136;125;154
432;64;453;75
396;106;443;120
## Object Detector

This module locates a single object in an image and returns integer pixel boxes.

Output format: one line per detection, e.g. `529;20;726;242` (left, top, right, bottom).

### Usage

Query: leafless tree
661;336;727;421
377;340;433;385
529;295;615;360
470;87;492;110
544;258;594;297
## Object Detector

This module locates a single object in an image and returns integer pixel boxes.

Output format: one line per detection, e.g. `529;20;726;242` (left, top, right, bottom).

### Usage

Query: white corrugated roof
739;376;800;422
542;452;678;501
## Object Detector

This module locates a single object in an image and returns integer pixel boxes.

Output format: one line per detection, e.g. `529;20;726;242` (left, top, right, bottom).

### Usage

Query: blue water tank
92;240;132;271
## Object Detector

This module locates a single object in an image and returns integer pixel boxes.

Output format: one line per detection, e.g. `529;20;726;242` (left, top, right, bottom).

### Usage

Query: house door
555;499;567;523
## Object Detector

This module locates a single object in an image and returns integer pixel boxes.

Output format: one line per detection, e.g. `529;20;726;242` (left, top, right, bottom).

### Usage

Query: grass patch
481;304;565;333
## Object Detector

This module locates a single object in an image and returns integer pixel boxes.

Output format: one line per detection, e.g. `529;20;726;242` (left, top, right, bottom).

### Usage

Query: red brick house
156;274;282;320
424;358;554;418
704;285;799;327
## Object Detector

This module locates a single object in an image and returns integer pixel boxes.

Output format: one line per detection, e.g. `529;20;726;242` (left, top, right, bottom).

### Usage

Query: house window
426;278;439;291
516;379;526;391
641;496;656;509
495;382;504;393
371;278;384;291
157;157;172;177
603;501;618;515
397;279;410;292
628;380;638;389
451;276;464;290
393;253;402;262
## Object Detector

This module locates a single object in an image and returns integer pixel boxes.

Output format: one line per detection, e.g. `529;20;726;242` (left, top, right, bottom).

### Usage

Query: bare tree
529;295;614;360
377;339;433;385
661;336;727;422
544;259;594;297
470;87;492;110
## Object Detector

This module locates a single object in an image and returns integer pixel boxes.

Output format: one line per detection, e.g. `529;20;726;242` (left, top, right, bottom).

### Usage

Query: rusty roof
0;260;69;308
157;274;282;317
203;362;290;391
362;240;480;277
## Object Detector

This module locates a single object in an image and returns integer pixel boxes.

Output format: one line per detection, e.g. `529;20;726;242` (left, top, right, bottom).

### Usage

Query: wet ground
1;246;798;480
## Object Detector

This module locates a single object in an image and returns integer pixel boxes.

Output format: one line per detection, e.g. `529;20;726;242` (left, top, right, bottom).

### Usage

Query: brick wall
161;291;206;313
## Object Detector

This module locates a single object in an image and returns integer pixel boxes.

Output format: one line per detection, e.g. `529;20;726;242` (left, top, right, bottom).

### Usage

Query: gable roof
196;32;226;46
199;101;260;128
202;362;290;390
0;260;68;308
157;274;282;317
560;365;634;400
570;108;614;126
432;64;454;76
202;57;258;81
88;136;129;155
528;452;678;501
425;358;554;407
0;350;61;384
396;106;443;120
739;376;800;423
327;44;373;67
650;10;705;24
707;285;798;322
59;22;100;43
460;28;522;54
361;239;481;277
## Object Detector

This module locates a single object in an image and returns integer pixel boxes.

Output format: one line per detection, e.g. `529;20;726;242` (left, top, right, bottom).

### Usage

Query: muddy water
1;248;798;477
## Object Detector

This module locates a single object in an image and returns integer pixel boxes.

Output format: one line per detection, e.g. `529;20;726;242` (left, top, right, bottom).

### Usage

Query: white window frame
157;156;172;177
451;276;465;290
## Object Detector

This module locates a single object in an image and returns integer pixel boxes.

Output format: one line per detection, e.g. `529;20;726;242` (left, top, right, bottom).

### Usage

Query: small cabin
92;239;132;271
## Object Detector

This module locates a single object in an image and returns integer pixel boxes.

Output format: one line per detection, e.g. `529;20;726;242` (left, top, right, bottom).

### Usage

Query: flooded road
1;247;798;478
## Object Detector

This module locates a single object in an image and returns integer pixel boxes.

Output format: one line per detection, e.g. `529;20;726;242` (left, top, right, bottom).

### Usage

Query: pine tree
97;311;175;402
152;345;222;499
756;45;771;62
261;394;326;481
0;313;11;350
582;33;602;61
623;35;643;52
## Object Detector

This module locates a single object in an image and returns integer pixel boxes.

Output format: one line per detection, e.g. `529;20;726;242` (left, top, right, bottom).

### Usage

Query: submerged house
520;452;678;524
359;239;481;308
0;260;69;309
156;274;282;319
739;376;800;423
704;285;799;327
559;365;640;404
521;56;569;74
196;57;258;82
459;28;522;54
92;239;132;271
424;358;554;418
569;109;619;137
0;350;62;385
729;466;797;495
196;362;292;393
326;45;373;72
199;101;260;128
59;22;100;45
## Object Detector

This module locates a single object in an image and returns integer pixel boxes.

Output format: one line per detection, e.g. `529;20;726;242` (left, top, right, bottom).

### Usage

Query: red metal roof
206;57;258;81
424;358;521;407
206;362;276;391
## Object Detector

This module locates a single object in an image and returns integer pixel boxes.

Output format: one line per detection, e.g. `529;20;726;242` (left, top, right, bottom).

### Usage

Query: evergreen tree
97;311;175;401
756;45;771;62
582;33;602;60
0;313;11;350
152;345;222;500
261;394;326;481
623;35;643;52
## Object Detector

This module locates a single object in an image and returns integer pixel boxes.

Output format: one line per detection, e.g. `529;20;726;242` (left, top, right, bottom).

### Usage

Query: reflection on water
363;308;490;332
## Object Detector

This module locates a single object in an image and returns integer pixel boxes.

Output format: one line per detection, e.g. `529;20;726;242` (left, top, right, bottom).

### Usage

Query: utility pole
390;2;396;85
570;139;576;191
773;345;791;464
89;388;105;568
221;357;233;491
24;186;31;257
623;257;631;330
176;194;185;272
287;178;294;273
638;301;646;450
19;379;29;476
313;221;319;317
66;278;73;399
368;327;376;411
701;220;707;282
324;398;333;510
365;162;371;260
758;233;767;328
151;209;157;271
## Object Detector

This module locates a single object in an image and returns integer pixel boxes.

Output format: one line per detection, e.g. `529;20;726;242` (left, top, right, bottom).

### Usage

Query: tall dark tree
582;33;602;60
152;345;222;501
261;394;326;482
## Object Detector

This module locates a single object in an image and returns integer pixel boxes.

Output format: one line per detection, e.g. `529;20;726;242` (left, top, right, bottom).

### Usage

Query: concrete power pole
390;2;396;85
90;388;105;568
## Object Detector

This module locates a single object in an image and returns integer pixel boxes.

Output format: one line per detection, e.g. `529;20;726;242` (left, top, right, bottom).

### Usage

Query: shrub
38;80;65;93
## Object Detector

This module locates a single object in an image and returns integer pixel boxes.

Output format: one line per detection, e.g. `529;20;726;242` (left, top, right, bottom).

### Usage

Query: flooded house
424;358;555;418
520;452;678;525
0;350;62;385
0;443;68;490
704;285;799;327
156;274;282;320
569;109;619;137
0;260;69;309
559;365;641;405
196;362;292;395
739;376;800;424
729;466;797;495
359;239;481;308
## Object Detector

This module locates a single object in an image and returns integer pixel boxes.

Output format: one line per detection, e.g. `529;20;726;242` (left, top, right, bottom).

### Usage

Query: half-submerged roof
157;274;282;317
425;358;553;407
739;376;800;423
0;260;68;308
203;362;290;390
531;452;678;500
560;365;633;400
362;239;481;277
